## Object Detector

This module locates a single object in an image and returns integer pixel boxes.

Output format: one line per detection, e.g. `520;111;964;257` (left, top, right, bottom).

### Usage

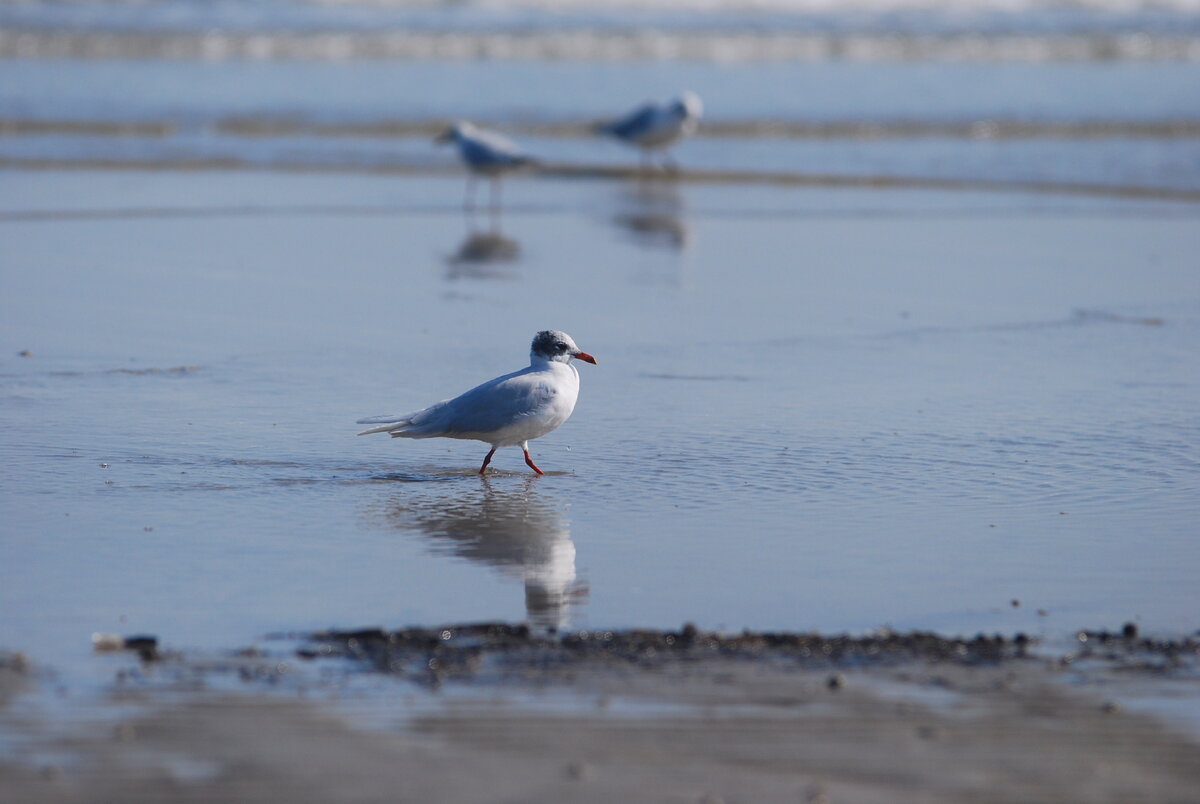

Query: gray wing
431;370;555;435
461;129;528;169
600;103;659;140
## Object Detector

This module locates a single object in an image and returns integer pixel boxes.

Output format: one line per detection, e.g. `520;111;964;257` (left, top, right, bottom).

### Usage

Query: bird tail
356;415;414;436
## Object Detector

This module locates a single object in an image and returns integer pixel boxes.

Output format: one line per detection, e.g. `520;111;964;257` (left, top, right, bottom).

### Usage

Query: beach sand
2;636;1199;804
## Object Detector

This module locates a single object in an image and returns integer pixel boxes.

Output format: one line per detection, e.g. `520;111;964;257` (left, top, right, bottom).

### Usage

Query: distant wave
3;0;1199;62
7;0;1200;9
3;0;1200;34
298;0;1200;11
3;29;1198;62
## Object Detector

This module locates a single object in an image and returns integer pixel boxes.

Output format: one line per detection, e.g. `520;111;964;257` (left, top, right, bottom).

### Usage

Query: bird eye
555;342;568;351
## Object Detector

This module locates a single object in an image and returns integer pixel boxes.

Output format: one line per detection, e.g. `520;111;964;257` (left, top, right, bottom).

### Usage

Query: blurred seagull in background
357;330;597;475
597;91;703;171
435;121;533;212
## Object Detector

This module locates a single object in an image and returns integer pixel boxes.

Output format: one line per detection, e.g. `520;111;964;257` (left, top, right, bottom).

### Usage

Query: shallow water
2;168;1198;691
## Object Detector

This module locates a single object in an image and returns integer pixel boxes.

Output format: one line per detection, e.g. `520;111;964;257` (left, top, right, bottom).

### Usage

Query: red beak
573;351;597;365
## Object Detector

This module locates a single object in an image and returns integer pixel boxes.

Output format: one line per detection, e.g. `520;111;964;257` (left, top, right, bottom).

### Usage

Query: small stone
826;673;845;690
1010;599;1020;608
1122;622;1139;639
18;350;32;358
1101;701;1121;714
123;635;158;652
565;761;593;782
1;652;29;674
804;785;830;804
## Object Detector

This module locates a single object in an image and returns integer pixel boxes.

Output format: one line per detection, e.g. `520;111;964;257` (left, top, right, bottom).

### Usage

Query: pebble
565;761;593;782
804;784;829;804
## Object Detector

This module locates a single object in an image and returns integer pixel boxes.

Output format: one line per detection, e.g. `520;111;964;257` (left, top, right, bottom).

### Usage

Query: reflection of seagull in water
446;230;521;279
357;331;596;475
435;121;533;211
597;91;703;171
614;180;689;250
384;478;586;632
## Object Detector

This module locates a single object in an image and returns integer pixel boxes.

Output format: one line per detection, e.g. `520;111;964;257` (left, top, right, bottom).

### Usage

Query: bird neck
530;355;577;374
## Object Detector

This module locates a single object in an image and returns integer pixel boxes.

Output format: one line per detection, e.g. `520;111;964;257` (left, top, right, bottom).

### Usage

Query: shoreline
2;624;1199;802
3;159;1200;203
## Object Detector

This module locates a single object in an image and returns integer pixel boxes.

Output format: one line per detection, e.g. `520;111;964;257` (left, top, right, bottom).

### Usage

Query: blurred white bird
435;120;533;211
357;331;597;475
597;91;703;171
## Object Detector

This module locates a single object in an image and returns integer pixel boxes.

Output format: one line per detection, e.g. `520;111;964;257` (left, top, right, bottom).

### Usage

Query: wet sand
5;157;1198;203
2;628;1199;803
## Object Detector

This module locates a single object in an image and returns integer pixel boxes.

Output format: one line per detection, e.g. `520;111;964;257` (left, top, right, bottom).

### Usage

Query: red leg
522;448;545;475
479;447;496;474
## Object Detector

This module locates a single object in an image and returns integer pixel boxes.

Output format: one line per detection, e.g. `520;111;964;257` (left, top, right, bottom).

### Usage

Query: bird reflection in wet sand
613;178;689;251
383;477;587;632
446;226;521;279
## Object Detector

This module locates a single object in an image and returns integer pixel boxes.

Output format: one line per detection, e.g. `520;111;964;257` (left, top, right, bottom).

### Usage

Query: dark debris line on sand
293;623;1045;686
87;622;1200;693
285;622;1200;687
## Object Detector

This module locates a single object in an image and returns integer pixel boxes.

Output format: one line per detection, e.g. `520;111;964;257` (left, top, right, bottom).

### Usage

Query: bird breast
485;364;580;446
529;366;580;428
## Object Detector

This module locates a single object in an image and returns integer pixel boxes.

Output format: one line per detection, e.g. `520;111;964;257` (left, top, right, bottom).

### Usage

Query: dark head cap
530;330;596;365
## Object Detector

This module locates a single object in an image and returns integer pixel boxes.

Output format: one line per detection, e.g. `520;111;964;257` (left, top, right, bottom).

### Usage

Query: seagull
597;91;703;171
435;121;533;212
357;331;597;475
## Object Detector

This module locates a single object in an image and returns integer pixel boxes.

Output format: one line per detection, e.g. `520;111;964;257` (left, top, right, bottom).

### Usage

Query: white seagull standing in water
597;91;703;171
357;331;597;475
435;121;533;212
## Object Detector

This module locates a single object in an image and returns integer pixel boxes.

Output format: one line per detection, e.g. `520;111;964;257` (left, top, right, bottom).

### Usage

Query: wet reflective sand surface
3;169;1196;661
